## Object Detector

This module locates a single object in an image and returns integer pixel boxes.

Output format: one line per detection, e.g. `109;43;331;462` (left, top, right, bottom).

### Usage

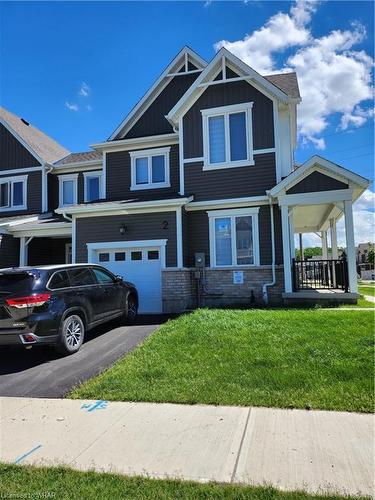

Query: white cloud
65;102;78;112
78;82;91;97
214;1;374;148
86;104;93;112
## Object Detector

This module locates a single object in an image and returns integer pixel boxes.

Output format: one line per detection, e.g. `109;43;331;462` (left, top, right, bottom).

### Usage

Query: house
0;47;370;312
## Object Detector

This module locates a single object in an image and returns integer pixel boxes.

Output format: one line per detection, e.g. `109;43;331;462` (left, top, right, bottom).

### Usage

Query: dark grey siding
106;144;180;201
183;78;274;159
0;124;40;170
76;212;177;266
0;170;42;217
0;234;19;268
185;153;276;201
28;238;70;266
186;205;283;267
124;73;199;139
287;171;348;194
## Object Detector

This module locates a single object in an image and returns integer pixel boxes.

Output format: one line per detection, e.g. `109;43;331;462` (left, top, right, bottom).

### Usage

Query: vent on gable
20;118;30;126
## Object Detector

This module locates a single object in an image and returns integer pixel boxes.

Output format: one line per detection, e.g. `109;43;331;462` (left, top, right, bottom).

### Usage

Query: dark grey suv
0;264;138;355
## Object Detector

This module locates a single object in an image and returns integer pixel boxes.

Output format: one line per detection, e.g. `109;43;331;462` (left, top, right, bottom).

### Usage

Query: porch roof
7;217;71;238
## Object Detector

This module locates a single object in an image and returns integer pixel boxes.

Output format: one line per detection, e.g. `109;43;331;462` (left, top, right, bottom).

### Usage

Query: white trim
0;215;39;228
166;69;203;77
0;166;43;176
83;170;104;202
65;242;72;264
176;206;183;268
186;195;268;211
278;189;354;207
201;102;254;170
130;147;171;191
11;224;72;238
108;47;207;140
178;116;184;195
208;207;260;268
273;101;281;183
41;165;47;212
58;173;78;208
344;200;358;293
167;47;292;126
184;157;204;164
281;205;292;293
52;161;102;174
183;149;275;165
87;239;168;269
254;148;275;155
92;133;178;152
103;151;107;198
0;174;28;212
55;196;193;216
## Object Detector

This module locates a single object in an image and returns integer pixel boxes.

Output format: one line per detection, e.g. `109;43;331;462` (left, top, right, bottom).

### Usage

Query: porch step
282;291;360;305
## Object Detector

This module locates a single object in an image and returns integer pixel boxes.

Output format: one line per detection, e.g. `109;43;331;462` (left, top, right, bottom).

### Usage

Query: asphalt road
0;315;166;398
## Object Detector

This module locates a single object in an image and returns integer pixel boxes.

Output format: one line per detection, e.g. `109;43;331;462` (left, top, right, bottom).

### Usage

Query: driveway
0;316;166;398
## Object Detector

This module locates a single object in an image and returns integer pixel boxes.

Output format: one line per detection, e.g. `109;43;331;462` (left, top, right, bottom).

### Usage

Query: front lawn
71;309;374;413
0;464;366;500
358;285;375;297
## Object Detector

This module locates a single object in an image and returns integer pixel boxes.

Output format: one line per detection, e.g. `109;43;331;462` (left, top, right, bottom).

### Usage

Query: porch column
19;237;28;266
289;209;295;259
330;219;338;259
299;233;304;261
344;200;358;293
322;231;328;260
281;205;293;292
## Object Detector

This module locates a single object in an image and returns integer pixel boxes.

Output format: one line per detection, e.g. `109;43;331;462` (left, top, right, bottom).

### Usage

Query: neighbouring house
356;242;374;280
0;47;370;312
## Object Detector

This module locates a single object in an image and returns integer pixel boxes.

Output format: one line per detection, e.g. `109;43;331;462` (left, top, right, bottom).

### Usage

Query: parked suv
0;264;138;355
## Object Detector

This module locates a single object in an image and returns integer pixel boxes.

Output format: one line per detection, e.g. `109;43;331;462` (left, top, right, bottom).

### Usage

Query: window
148;250;159;260
208;208;260;267
59;174;78;207
0;176;27;211
131;251;142;261
68;268;95;286
202;103;254;170
48;271;70;290
92;268;115;284
98;253;110;262
84;171;103;202
130;147;170;190
115;252;126;261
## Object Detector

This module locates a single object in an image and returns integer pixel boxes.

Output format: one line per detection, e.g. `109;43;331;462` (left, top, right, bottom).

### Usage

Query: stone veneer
162;267;285;313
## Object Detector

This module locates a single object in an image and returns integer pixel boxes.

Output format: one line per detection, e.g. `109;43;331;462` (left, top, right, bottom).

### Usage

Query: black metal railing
292;258;349;292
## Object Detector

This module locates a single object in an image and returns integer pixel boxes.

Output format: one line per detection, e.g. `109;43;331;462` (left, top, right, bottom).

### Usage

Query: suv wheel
121;295;138;325
56;314;85;355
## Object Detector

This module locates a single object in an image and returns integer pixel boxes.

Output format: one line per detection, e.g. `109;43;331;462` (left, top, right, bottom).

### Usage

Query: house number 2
162;221;169;229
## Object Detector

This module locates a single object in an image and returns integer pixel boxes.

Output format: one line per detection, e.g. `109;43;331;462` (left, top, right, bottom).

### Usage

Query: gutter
262;191;276;304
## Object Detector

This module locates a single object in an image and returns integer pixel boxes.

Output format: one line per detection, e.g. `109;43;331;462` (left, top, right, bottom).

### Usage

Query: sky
1;0;374;246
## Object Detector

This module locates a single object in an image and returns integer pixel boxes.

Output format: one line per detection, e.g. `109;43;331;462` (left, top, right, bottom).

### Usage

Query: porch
269;156;370;304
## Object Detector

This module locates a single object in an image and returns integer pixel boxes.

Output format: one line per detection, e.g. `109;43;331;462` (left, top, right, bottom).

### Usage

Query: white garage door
93;246;162;313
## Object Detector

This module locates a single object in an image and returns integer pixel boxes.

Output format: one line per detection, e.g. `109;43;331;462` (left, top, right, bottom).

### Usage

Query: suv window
68;268;95;287
0;273;34;293
92;268;115;284
49;271;70;290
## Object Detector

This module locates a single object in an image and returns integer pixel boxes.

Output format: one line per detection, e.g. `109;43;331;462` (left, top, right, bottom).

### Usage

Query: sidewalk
0;397;373;497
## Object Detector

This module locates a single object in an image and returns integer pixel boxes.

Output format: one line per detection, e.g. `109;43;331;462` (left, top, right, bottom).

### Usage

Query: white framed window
201;102;254;170
130;147;171;190
59;174;78;207
0;175;27;211
208;207;260;267
83;171;103;202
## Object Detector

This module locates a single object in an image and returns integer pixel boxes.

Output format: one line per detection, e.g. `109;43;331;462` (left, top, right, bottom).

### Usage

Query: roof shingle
0;107;70;164
54;151;102;166
264;72;300;99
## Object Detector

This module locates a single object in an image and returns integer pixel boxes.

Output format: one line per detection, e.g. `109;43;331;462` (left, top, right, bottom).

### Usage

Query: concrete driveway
0;316;165;398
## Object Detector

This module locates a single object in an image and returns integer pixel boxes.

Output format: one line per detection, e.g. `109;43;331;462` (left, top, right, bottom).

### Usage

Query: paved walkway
0;397;373;497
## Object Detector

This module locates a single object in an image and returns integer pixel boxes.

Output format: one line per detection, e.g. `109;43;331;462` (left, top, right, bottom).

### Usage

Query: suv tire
121;294;138;325
55;314;85;355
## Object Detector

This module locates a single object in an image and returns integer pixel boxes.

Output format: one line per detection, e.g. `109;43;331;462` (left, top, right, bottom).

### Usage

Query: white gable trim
166;47;292;126
269;155;370;197
108;47;207;141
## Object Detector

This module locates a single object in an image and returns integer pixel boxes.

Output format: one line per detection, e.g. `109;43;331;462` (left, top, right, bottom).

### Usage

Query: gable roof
264;72;300;100
0;107;70;164
166;48;301;126
108;46;207;141
269;155;370;197
54;150;102;166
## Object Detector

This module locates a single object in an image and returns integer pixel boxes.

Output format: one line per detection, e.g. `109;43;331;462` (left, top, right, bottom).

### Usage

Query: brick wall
162;266;285;312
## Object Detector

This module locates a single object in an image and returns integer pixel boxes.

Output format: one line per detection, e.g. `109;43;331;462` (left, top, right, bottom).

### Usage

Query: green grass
0;464;367;500
339;296;374;308
358;285;375;297
71;309;374;413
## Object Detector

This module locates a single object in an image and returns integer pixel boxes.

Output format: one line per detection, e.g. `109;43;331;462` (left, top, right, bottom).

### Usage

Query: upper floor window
59;174;78;207
201;103;254;170
84;171;103;202
0;175;27;211
208;208;260;267
130;147;170;190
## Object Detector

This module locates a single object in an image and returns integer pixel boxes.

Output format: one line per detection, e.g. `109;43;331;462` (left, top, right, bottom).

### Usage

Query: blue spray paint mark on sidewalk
14;444;42;464
81;400;108;413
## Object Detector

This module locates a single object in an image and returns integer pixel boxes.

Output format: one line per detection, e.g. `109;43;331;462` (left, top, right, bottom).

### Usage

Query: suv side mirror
115;275;123;283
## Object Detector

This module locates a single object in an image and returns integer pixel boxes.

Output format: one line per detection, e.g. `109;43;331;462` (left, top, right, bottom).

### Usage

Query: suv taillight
6;293;51;309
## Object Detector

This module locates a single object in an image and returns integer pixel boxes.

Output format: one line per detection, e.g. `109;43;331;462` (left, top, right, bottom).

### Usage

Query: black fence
292;258;349;292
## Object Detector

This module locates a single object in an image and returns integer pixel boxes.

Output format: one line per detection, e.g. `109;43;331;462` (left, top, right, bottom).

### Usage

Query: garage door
93;246;162;313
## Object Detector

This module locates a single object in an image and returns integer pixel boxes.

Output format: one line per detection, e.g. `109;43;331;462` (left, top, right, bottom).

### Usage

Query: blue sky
1;0;374;187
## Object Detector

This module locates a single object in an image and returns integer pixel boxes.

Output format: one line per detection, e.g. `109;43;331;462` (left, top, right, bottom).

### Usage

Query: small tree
368;249;375;265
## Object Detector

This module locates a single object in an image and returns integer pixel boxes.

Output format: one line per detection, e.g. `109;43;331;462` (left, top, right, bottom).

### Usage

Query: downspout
262;191;276;305
61;212;72;222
